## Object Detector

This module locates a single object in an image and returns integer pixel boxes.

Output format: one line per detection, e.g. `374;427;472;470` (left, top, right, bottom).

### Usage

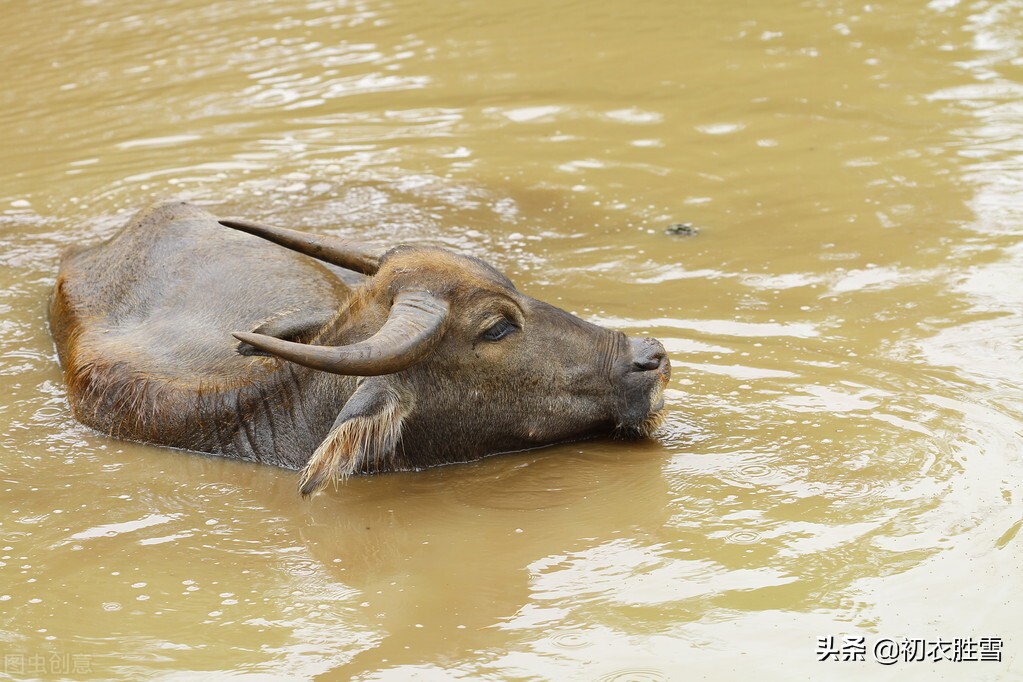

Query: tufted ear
299;377;408;497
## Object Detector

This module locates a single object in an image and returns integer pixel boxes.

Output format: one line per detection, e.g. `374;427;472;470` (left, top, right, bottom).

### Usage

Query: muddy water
1;0;1021;679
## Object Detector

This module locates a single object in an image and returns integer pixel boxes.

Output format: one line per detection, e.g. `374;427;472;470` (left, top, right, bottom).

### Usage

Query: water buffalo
49;201;670;495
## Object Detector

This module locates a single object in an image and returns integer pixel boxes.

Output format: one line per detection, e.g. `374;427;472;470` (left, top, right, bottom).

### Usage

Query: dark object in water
665;223;700;237
49;201;672;496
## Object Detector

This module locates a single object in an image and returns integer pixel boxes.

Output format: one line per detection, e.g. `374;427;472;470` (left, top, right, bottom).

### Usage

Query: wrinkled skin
50;201;670;495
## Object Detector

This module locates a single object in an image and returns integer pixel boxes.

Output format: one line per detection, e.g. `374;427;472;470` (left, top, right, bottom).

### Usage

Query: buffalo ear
236;307;334;357
299;377;407;497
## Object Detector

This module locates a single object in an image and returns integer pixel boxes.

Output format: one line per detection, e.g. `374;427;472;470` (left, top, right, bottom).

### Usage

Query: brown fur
54;277;252;451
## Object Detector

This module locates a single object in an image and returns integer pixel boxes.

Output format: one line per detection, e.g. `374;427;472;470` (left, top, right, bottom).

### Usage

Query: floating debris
665;222;700;236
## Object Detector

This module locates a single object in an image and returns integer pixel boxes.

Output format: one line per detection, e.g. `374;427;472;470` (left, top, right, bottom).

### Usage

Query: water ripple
597;669;667;682
549;631;592;649
726;530;763;545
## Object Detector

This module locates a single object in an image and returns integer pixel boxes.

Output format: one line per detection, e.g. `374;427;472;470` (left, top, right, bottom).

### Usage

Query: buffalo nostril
632;351;664;372
628;337;668;372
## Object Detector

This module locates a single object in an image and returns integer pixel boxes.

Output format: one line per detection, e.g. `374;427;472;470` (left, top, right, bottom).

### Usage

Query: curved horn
232;289;449;376
219;218;381;275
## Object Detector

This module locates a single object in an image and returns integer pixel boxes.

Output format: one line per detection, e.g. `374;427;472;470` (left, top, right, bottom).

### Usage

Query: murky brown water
2;0;1022;679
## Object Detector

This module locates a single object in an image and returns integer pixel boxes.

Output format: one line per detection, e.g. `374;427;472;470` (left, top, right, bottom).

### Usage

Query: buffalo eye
481;318;517;342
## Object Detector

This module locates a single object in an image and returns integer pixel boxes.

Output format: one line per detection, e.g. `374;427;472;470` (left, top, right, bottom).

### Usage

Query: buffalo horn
219;218;381;275
232;289;449;376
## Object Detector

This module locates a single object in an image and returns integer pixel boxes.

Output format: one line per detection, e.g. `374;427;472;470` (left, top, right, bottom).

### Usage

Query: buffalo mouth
614;376;669;440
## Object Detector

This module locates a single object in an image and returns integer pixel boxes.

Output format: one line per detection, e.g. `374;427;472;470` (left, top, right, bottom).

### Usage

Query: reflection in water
300;446;673;677
1;0;1022;679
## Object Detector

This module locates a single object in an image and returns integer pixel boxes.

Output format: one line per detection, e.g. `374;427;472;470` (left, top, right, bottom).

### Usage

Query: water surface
1;0;1021;679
